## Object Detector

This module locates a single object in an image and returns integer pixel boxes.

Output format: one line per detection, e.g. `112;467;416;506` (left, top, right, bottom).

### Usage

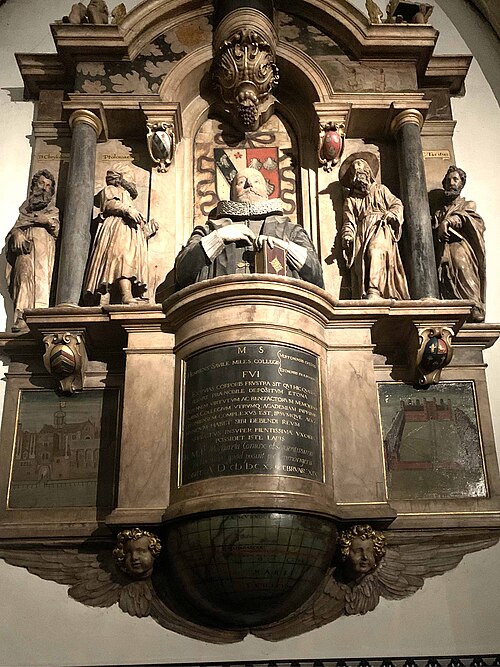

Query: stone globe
160;511;337;627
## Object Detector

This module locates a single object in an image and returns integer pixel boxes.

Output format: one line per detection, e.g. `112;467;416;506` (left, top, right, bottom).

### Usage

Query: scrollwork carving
146;122;175;172
212;10;279;131
42;330;88;394
411;325;454;385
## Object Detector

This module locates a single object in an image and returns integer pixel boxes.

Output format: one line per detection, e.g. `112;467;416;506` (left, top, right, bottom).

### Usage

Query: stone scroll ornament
410;325;454;386
0;525;497;642
212;9;279;132
42;331;88;394
146;122;175;173
319;122;345;172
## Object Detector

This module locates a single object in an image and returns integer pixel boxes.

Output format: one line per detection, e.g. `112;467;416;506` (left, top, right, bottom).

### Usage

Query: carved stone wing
376;530;500;600
342;572;380;615
0;546;246;641
0;547;126;607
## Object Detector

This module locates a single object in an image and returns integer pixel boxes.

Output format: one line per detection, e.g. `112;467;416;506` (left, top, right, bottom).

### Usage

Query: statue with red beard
433;166;486;322
6;170;60;332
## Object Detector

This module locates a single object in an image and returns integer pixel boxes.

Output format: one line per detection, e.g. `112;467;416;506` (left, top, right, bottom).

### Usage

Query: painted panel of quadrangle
378;382;487;500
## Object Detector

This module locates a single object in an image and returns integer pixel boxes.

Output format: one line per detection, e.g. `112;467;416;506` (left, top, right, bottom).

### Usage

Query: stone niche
0;0;499;643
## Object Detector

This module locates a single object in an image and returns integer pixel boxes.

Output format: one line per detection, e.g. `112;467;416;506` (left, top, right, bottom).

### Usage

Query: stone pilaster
391;109;439;299
56;109;102;305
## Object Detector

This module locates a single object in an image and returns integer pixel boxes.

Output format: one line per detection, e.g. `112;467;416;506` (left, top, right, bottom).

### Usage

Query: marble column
56;109;102;305
391;109;439;299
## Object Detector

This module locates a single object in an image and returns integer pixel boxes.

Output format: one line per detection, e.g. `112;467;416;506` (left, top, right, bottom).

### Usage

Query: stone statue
175;167;324;289
340;152;410;300
385;0;433;23
5;169;60;333
336;524;386;583
64;0;109;24
413;3;433;23
83;164;158;305
113;528;162;580
111;2;126;24
433;166;486;322
366;0;384;23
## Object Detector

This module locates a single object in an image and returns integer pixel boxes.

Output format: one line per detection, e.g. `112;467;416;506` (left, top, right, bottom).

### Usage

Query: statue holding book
175;167;324;289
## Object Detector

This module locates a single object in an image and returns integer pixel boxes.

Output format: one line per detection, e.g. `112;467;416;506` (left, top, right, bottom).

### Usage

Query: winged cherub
0;529;245;643
113;528;161;580
251;526;499;640
336;524;386;583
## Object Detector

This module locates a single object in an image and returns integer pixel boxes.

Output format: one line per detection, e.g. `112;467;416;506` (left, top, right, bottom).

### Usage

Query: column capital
68;109;103;136
390;109;424;135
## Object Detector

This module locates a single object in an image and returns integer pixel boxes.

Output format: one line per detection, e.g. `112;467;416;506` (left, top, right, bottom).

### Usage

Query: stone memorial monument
0;0;499;649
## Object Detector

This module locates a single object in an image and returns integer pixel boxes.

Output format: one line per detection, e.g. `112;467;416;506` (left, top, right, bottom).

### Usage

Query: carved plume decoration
212;9;279;131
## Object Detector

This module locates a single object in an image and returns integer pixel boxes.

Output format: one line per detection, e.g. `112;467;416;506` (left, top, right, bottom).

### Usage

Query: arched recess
156;35;335;249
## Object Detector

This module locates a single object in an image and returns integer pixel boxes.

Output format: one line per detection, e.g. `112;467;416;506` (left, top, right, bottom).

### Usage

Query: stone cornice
15;1;463;105
15;53;70;98
423;55;473;95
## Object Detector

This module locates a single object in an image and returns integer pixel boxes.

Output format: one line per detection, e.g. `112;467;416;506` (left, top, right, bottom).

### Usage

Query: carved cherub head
338;524;386;581
29;169;55;211
113;528;162;579
230;167;268;204
442;165;466;200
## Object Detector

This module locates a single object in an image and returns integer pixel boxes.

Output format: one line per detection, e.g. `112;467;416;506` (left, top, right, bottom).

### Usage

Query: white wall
0;1;499;664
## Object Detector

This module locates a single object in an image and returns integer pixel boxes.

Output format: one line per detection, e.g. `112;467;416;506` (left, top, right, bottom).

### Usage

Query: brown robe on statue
84;184;157;301
433;195;486;319
342;182;409;300
6;199;60;319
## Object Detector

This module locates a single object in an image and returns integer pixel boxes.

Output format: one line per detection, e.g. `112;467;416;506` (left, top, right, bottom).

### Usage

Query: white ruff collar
215;199;284;219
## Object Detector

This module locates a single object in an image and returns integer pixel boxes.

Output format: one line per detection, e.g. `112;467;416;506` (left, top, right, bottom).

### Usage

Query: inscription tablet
181;343;322;484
